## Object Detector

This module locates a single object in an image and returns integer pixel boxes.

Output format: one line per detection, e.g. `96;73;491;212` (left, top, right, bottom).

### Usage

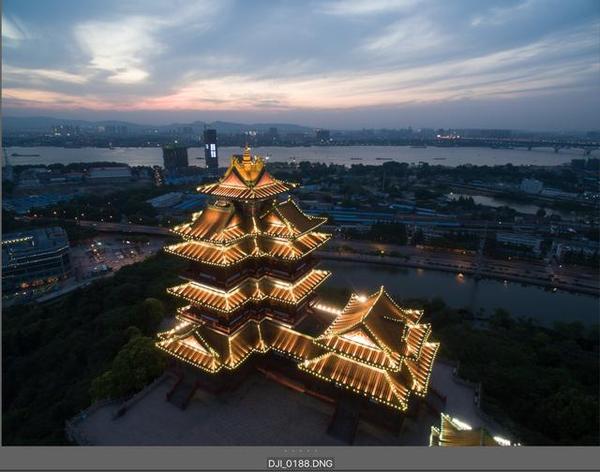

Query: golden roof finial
243;144;252;162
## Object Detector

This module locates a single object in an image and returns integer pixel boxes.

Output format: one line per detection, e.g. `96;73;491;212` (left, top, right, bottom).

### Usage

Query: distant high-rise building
315;129;330;143
204;129;219;177
162;144;189;171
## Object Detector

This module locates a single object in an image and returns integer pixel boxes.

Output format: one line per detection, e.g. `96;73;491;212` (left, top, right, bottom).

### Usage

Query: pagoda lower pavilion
156;146;439;415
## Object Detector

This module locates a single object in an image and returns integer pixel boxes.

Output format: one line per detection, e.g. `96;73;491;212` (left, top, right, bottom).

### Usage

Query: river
5;145;590;168
320;260;599;327
7;145;597;325
447;192;574;219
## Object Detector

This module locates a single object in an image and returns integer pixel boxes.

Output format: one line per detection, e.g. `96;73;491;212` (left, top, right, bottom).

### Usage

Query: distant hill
201;121;313;134
2;116;315;134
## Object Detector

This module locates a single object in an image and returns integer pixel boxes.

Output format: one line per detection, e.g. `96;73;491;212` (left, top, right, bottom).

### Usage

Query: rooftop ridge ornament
197;145;298;199
242;144;252;162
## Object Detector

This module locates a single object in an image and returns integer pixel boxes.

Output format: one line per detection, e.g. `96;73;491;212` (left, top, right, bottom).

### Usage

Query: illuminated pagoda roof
197;146;298;200
157;317;321;373
171;201;247;243
260;320;318;361
300;352;412;410
430;414;516;447
300;287;439;409
165;232;331;266
260;199;327;238
157;284;439;411
172;198;327;245
317;287;427;365
157;318;267;373
167;269;331;314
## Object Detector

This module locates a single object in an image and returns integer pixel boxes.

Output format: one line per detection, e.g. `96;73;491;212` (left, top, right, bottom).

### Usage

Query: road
20;216;598;296
77;220;172;236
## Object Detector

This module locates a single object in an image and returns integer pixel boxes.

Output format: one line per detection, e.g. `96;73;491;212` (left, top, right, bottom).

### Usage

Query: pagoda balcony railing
181;258;318;290
176;293;316;330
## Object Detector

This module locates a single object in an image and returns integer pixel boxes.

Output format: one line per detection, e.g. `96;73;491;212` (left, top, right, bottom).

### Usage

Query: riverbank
320;259;598;326
318;251;598;297
15;216;599;303
5;145;585;168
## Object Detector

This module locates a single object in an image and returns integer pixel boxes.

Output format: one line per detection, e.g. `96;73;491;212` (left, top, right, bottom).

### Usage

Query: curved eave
164;233;332;267
166;270;331;314
196;181;298;200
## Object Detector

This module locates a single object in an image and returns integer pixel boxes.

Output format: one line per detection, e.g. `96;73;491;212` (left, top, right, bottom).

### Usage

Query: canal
320;260;599;327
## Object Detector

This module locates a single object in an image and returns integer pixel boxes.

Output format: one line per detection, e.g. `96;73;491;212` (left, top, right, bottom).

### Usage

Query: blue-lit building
2;227;71;294
203;129;219;177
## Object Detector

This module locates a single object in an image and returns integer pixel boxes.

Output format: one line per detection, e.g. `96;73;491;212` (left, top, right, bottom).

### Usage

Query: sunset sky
2;0;599;129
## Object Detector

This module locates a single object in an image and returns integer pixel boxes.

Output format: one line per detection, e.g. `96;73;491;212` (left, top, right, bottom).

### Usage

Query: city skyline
2;0;600;130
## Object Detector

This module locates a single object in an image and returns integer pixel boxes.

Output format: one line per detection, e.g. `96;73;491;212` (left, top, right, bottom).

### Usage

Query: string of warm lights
164;232;331;267
298;354;410;411
311;302;341;316
166;270;331;313
171;203;327;245
313;338;401;372
155;150;441;415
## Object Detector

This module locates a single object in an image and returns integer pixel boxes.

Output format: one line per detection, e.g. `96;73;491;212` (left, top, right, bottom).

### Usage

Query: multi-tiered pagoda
157;147;439;413
157;146;331;374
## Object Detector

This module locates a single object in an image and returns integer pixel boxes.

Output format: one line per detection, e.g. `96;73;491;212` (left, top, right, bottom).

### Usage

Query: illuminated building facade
156;146;439;414
203;129;219;177
2;227;71;294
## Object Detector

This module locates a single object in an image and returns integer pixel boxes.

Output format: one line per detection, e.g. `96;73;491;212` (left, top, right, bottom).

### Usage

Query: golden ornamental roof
405;341;439;396
156;319;267;372
299;352;411;410
261;319;319;361
171;198;327;245
171;202;246;243
165;231;331;266
157;286;439;411
403;322;432;360
315;331;400;370
318;287;424;354
260;199;327;238
309;287;438;401
197;146;298;200
156;321;222;372
167;269;331;313
156;317;321;373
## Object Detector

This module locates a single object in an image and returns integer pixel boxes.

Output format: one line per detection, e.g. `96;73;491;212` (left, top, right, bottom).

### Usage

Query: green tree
90;371;115;402
90;335;166;401
130;298;165;335
489;308;514;329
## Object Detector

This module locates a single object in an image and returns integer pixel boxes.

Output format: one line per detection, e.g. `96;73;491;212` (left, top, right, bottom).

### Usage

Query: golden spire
242;144;252;162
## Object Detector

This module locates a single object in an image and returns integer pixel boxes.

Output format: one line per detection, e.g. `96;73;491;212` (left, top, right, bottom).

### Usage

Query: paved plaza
73;362;507;446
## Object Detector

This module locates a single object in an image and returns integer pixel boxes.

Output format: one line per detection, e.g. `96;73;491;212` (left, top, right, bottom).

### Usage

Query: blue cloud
2;0;599;129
